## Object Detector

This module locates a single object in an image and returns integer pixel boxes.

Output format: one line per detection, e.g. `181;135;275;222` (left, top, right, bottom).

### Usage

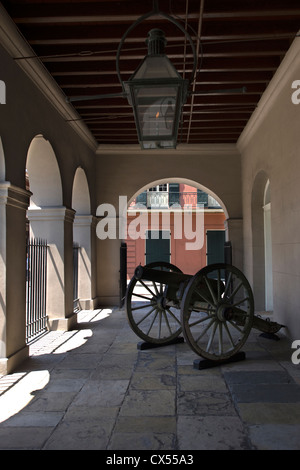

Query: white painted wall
238;37;300;339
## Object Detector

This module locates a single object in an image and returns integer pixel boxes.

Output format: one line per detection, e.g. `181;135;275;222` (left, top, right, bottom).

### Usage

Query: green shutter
146;231;170;264
207;231;225;265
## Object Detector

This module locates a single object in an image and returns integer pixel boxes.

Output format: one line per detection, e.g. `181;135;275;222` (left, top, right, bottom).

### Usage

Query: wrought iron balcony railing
129;191;221;210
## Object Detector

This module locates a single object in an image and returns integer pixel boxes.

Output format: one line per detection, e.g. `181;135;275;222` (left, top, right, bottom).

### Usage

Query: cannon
125;262;284;364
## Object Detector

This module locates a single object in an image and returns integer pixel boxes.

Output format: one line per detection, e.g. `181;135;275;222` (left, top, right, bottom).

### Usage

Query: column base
0;345;29;376
78;298;98;310
48;311;78;331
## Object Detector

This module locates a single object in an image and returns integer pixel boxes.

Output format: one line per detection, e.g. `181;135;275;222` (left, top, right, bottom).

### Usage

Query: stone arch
251;170;270;310
26;134;62;208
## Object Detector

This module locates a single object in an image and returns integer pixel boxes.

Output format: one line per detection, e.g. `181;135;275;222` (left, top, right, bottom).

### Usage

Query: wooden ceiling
2;0;300;146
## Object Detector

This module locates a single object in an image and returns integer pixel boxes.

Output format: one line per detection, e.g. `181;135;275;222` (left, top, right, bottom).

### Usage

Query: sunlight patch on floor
0;370;50;423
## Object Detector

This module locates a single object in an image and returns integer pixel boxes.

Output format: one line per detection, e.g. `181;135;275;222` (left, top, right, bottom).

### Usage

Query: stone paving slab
229;383;300;403
120;389;176;416
248;424;300;450
178;373;228;392
2;411;64;427
43;417;116;450
224;370;295;385
178;390;237;416
71;379;129;408
237;403;300;425
0;426;54;450
108;432;176;450
177;415;250;450
130;372;176;390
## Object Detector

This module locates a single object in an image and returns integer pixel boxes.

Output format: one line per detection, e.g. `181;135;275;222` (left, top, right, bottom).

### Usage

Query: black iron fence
26;238;48;343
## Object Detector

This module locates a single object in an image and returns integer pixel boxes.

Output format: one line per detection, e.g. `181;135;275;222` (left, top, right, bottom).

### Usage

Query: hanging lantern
123;29;189;149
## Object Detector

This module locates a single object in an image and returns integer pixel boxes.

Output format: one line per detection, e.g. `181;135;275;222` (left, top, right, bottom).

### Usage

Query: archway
26;134;62;208
72;167;95;310
126;178;227;278
251;171;272;311
263;180;273;310
26;135;75;331
72;167;91;215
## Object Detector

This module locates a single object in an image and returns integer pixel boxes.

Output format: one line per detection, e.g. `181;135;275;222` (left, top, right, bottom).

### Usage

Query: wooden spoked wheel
126;261;183;344
180;263;254;361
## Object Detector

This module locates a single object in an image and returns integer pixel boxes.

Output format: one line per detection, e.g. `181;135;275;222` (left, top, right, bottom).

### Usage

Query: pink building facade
126;184;226;279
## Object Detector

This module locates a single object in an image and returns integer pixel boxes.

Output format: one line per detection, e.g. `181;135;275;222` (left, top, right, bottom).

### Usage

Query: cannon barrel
134;265;191;287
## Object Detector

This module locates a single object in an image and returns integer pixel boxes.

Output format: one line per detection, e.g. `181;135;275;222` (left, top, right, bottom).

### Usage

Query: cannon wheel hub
216;302;234;322
155;295;166;311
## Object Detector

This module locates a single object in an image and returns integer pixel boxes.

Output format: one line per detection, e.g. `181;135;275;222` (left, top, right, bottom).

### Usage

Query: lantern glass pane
134;86;178;138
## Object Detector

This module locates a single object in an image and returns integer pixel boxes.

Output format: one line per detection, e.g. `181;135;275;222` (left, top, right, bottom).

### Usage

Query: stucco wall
238;37;300;339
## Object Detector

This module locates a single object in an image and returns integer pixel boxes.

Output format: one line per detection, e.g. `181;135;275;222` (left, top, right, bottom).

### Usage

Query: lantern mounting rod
116;1;198;90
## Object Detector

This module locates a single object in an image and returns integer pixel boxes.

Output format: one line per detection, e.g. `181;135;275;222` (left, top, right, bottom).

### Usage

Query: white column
73;214;97;309
0;183;31;375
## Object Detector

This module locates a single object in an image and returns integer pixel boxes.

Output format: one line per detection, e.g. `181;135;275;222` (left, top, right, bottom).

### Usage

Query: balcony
129;190;221;210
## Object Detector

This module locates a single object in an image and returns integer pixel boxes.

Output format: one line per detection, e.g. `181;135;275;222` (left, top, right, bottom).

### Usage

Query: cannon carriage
125;262;284;364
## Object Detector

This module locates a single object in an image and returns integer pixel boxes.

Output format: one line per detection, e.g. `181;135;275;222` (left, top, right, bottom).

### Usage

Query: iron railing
26;238;48;343
129;191;221;210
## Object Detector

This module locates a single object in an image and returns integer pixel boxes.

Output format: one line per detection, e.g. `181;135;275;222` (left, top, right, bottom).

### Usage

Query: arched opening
263;180;273;311
72;167;91;215
251;171;273;312
126;178;227;279
26;135;75;334
26;134;62;208
72;167;94;310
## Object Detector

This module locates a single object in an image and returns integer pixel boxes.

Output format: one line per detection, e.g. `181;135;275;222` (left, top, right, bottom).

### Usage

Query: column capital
224;217;243;230
74;214;96;226
27;206;75;223
0;181;31;210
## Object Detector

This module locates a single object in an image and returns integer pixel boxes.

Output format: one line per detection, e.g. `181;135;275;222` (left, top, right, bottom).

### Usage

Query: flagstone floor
0;307;300;450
